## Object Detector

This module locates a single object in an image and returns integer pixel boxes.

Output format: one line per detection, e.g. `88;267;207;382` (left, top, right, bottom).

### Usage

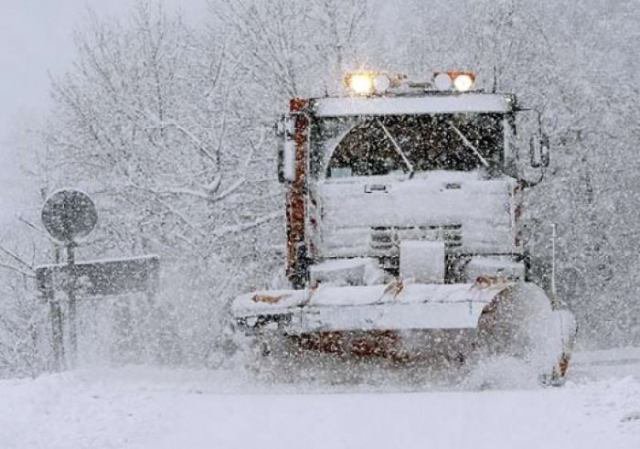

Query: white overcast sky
0;0;206;223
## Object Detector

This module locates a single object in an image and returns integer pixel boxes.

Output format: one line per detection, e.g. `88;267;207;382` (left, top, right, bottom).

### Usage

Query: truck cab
278;71;548;289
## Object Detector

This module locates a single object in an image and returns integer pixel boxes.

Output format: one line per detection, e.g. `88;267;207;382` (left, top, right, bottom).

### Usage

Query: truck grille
369;224;463;255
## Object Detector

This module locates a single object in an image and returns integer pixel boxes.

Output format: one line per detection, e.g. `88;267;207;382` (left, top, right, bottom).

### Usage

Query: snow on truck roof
311;93;514;118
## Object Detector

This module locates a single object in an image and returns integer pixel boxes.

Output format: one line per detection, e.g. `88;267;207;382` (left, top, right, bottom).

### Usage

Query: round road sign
41;190;97;243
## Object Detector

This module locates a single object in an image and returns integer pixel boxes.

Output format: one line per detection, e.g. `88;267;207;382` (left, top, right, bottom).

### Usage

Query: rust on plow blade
289;329;473;365
293;331;406;359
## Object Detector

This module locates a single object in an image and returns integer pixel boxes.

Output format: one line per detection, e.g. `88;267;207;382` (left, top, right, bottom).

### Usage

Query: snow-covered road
1;349;639;449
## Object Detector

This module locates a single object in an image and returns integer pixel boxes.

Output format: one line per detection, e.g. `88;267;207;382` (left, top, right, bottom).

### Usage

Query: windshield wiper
446;121;490;168
376;119;415;178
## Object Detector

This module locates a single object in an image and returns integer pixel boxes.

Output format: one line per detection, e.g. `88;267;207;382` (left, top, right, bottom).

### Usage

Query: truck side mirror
276;115;296;183
540;133;550;167
529;132;550;168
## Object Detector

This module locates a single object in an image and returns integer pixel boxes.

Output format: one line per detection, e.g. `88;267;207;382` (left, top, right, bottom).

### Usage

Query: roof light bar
344;71;392;96
433;71;476;92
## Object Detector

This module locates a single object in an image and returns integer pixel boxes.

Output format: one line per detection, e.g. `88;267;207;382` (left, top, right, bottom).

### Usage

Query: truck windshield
320;114;504;178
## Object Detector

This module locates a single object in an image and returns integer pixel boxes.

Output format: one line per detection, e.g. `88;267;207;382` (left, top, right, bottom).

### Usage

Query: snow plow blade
232;282;512;334
232;281;577;380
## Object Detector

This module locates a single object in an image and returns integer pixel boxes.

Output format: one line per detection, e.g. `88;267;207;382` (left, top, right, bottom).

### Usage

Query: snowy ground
1;348;640;449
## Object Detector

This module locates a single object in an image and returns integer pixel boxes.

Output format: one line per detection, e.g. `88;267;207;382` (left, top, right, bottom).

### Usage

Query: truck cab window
326;114;504;178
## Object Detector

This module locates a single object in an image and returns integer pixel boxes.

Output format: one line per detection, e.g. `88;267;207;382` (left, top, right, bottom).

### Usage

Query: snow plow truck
232;70;577;384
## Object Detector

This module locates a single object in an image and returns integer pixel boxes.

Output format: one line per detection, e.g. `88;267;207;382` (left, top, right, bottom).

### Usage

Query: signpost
36;190;159;370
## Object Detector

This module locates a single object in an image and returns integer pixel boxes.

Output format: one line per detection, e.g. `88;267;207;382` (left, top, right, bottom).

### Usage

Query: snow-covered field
1;348;639;449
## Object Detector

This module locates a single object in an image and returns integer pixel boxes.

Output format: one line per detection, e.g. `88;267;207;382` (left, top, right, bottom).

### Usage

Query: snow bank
1;360;639;449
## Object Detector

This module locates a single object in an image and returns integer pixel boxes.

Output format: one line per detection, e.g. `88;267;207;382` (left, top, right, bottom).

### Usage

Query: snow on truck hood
317;173;513;226
314;173;517;259
312;93;513;118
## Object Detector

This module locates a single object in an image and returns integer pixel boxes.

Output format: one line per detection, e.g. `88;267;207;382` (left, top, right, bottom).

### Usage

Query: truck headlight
434;72;453;90
344;71;391;96
434;71;476;92
373;74;391;94
345;72;374;95
453;73;474;92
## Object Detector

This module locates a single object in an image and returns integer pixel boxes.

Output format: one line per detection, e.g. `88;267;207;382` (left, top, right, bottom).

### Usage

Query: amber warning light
433;71;476;92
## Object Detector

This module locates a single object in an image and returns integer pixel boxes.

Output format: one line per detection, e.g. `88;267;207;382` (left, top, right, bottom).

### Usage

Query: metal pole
66;242;77;366
551;223;558;306
52;245;65;370
50;297;65;370
41;262;64;371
